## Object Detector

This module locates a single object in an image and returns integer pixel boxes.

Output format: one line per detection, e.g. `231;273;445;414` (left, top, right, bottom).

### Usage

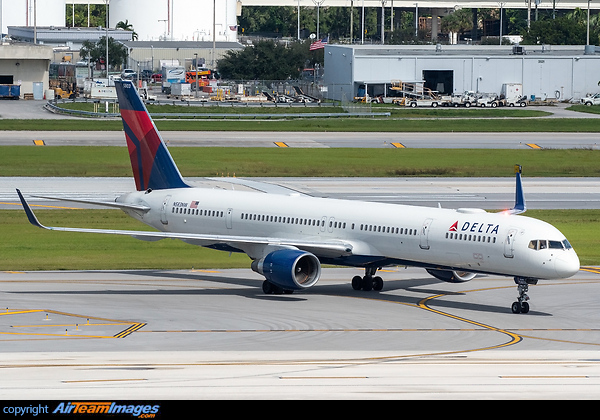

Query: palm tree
441;9;473;44
116;19;138;41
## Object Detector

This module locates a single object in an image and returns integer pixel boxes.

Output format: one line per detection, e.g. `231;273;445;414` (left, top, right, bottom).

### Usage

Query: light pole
587;0;591;46
414;3;418;37
313;0;324;40
104;0;109;79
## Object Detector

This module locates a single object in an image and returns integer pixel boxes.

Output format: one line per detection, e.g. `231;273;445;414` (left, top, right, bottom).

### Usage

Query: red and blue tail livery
115;80;189;191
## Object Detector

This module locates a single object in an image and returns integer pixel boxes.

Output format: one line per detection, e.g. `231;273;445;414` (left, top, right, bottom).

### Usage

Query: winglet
508;164;526;214
16;189;48;229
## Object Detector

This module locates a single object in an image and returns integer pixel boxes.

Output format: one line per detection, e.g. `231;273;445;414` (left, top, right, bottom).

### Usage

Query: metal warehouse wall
324;44;600;102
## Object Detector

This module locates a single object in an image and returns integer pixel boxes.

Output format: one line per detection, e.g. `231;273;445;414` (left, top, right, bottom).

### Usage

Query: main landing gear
352;267;384;292
512;277;538;314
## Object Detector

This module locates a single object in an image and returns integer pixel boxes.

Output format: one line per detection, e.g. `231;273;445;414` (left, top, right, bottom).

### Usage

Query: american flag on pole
309;36;328;51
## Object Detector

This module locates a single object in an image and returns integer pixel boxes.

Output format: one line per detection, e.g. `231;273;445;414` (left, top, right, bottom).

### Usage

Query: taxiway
1;267;599;399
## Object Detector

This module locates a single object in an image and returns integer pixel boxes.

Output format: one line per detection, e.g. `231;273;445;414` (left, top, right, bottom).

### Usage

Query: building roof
7;26;133;44
328;43;599;58
120;40;244;50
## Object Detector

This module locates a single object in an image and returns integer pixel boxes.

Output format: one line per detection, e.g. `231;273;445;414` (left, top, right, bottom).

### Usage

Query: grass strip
2;147;600;178
0;209;597;270
1;117;600;132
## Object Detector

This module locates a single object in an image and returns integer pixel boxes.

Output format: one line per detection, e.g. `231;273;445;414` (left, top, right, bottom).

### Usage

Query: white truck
449;91;477;107
476;93;502;107
161;66;185;94
580;93;600;106
500;83;528;107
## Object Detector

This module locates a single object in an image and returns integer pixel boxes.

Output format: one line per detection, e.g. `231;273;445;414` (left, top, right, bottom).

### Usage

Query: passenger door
504;228;518;258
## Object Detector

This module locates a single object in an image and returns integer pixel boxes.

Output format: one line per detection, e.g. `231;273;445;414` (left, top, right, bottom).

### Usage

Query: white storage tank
1;0;66;35
109;0;238;42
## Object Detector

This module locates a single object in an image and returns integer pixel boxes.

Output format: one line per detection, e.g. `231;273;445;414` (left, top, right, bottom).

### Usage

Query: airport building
323;43;600;102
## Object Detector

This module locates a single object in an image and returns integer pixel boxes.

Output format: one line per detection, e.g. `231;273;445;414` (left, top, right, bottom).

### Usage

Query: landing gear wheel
520;302;530;313
352;276;362;291
361;276;373;291
262;280;289;295
262;280;274;294
511;302;521;314
373;276;384;291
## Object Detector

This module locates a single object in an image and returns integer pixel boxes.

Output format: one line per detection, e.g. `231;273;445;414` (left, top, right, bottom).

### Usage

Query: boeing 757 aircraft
17;80;580;314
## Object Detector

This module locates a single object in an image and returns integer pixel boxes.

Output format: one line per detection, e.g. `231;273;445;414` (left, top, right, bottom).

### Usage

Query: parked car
121;69;136;80
140;69;153;81
151;73;162;83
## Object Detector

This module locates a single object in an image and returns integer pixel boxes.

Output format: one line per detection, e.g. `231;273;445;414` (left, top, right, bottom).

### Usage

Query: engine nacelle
426;269;476;283
251;249;321;291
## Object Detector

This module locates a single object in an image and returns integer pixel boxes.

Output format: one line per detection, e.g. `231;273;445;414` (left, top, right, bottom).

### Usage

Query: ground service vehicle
580;93;600;106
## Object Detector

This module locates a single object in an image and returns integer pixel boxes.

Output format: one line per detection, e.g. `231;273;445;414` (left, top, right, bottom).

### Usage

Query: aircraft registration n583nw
17;80;580;314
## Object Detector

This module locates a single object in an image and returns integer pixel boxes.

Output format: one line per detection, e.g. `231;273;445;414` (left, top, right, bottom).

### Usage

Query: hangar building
323;44;600;102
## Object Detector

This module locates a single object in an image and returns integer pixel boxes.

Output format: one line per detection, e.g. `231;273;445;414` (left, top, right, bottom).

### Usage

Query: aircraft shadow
11;270;552;316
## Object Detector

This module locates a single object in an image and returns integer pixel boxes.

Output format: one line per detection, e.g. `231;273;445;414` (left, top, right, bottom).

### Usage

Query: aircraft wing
31;195;151;212
17;189;352;258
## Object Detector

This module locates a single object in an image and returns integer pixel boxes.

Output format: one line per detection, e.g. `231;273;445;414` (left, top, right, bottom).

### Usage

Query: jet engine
252;249;321;292
426;269;476;283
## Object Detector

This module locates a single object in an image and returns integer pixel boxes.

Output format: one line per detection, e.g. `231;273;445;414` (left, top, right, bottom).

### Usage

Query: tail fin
507;164;526;215
115;80;189;191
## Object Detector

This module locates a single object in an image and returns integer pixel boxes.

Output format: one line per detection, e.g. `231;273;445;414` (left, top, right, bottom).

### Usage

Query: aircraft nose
555;252;580;278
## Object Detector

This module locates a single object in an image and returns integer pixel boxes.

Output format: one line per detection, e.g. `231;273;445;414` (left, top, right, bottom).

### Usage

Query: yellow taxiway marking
391;142;405;148
0;201;80;210
33;140;45;146
526;143;542;149
580;266;600;275
274;141;289;147
11;323;131;328
0;309;145;340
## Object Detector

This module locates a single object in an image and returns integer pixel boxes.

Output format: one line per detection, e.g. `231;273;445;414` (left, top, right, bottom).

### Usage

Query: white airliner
17;80;580;314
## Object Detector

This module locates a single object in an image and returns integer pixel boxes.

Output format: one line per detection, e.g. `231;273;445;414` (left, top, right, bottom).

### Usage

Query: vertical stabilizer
507;164;526;214
115;80;189;191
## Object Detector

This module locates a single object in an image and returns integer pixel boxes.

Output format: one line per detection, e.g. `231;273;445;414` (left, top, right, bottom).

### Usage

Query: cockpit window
529;239;570;251
549;240;563;249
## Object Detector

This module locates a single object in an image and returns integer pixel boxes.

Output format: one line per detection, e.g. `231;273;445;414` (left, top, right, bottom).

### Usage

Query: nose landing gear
512;277;538;314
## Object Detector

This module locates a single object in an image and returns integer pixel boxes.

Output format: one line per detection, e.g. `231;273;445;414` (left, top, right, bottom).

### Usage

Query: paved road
1;100;599;149
2;177;599;210
3;129;600;149
1;267;599;399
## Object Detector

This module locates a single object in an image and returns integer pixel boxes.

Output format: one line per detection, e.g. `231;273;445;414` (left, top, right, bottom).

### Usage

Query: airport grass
1;116;600;132
0;209;597;271
566;104;600;115
2;146;600;178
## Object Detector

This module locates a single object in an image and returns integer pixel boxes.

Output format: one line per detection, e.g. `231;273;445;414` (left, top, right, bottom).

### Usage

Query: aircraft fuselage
118;187;579;281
